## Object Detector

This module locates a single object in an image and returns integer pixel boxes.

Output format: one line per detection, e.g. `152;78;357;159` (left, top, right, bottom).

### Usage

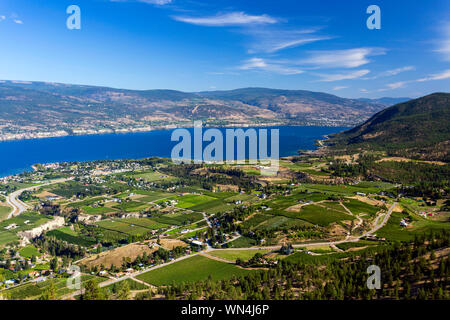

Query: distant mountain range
326;93;450;161
356;97;411;106
0;80;401;141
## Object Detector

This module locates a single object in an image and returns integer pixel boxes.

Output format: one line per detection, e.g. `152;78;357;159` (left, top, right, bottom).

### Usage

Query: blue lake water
0;126;349;177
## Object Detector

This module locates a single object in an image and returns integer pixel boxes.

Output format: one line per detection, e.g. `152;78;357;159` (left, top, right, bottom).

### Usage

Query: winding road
5;178;73;219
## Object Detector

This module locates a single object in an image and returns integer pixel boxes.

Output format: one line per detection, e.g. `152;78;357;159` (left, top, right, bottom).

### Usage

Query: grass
296;205;355;226
208;249;270;262
136;255;254;286
19;246;41;258
342;199;380;216
0;205;12;222
228;236;258;248
376;211;450;241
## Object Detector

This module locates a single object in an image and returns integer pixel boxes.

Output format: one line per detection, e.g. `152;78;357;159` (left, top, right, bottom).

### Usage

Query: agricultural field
341;198;380;216
95;218;168;236
136;255;254;286
129;171;177;182
3;275;105;300
0;212;54;246
295;205;355;226
113;201;150;213
46;226;96;247
376;211;450;241
208;249;271;262
150;212;203;226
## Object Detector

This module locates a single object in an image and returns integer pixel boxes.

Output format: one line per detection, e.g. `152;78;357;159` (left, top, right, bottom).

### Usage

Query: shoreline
0;123;352;143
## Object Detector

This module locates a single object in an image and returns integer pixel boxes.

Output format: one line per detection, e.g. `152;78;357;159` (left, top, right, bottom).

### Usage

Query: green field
130;171;177;182
47;226;96;247
96;217;169;236
81;206;117;215
3;275;105;300
151;212;203;226
19;246;41;258
208;249;270;261
376;212;450;241
0;205;12;222
136;255;254;286
113;201;150;213
296;205;355;226
0;212;53;246
342;199;380;216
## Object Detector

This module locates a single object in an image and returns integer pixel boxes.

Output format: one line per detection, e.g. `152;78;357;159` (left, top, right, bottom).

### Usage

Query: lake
0;126;349;177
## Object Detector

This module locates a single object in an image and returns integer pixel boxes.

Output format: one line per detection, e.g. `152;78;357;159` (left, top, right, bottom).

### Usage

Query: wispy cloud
0;15;6;22
300;48;386;69
239;57;303;75
417;69;450;82
379;69;450;91
172;12;278;26
243;27;330;53
316;69;370;82
333;86;348;91
13;19;23;24
434;22;450;61
387;81;407;89
111;0;173;5
363;66;415;80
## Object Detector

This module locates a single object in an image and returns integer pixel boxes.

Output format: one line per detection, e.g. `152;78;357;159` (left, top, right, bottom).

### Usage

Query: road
5;178;73;219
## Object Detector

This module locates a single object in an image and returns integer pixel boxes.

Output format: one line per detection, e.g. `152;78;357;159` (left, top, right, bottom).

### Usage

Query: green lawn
136;255;254;286
19;246;41;258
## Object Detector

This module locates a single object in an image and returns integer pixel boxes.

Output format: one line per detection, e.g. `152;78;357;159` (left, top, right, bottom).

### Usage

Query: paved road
5;178;73;219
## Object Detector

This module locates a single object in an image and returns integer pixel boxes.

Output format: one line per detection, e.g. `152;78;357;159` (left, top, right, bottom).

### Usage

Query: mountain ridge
325;92;450;161
0;80;399;141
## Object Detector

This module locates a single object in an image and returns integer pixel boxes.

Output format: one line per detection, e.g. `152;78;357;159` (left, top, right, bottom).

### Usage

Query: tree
82;279;104;300
40;280;58;300
116;281;130;300
50;257;58;271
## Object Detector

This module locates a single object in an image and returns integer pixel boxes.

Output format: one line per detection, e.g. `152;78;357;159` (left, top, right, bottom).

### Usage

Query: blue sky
0;0;449;98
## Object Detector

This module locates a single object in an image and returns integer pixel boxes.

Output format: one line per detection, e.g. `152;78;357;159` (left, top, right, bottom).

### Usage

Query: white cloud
316;69;370;82
13;19;23;24
378;69;450;91
387;81;407;89
0;15;6;21
172;12;278;26
417;69;450;82
139;0;172;4
332;86;348;91
239;57;303;75
435;22;450;61
300;48;386;69
268;37;330;53
111;0;172;4
379;66;415;77
242;27;331;53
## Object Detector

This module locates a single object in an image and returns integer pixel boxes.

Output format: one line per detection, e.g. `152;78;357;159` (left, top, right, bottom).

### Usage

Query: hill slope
325;93;450;161
0;81;386;141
